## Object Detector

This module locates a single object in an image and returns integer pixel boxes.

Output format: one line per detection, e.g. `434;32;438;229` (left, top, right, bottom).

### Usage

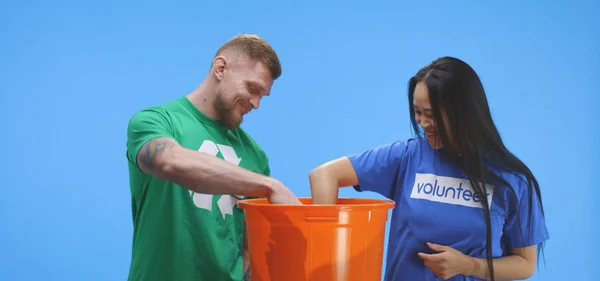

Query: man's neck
186;81;220;120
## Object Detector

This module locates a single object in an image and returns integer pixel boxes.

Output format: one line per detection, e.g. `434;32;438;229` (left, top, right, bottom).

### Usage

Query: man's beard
214;94;243;129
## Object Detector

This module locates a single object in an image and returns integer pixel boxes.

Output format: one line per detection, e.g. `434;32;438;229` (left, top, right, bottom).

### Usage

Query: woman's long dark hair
408;56;545;281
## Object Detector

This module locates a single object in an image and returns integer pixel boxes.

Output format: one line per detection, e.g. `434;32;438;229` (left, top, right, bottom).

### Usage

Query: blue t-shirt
347;138;549;281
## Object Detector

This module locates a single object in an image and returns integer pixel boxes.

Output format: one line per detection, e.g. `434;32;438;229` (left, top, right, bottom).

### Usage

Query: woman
308;56;549;281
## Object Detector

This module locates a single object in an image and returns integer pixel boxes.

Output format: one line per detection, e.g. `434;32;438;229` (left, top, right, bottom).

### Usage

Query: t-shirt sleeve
126;107;175;169
503;176;550;249
346;140;408;199
260;151;271;177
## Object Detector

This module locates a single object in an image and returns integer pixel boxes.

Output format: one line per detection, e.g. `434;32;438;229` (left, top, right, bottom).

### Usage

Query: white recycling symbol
189;140;243;218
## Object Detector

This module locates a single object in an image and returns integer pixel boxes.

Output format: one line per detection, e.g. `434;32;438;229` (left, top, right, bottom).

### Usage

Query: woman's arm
468;173;547;280
309;157;359;204
419;243;537;280
468;245;537;280
309;141;408;204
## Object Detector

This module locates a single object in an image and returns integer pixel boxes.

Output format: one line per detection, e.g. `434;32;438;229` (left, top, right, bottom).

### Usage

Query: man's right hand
266;179;302;205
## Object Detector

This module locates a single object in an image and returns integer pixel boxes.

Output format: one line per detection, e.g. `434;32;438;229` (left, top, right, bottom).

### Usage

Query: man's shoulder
128;97;193;129
133;97;186;116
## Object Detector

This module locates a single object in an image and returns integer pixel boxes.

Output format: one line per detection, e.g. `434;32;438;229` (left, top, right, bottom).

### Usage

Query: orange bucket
237;197;395;281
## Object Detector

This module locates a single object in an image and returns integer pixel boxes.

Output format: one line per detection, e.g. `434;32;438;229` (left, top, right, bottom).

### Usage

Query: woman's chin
426;135;443;149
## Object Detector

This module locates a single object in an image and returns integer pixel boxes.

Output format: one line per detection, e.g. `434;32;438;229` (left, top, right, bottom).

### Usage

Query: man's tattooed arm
137;137;178;178
135;137;276;197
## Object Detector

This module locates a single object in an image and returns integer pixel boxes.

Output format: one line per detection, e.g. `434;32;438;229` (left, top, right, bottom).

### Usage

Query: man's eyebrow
248;81;269;95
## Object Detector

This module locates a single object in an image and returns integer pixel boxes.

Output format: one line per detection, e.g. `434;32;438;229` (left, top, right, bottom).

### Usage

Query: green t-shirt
125;96;270;281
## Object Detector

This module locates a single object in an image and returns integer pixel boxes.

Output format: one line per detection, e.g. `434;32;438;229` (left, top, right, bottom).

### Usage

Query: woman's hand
418;242;477;280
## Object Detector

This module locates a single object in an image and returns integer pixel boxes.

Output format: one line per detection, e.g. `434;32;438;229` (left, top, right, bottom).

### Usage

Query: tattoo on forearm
140;138;176;170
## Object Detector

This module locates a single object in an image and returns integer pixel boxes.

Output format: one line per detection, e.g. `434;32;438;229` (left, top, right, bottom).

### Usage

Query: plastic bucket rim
237;197;395;210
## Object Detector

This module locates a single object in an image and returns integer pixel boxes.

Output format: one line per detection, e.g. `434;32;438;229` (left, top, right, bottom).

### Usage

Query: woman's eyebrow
413;104;432;112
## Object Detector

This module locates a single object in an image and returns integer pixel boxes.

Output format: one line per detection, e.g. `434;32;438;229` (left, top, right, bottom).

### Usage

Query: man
125;34;301;281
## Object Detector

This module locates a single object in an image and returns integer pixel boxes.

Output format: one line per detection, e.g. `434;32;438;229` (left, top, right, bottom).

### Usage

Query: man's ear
212;56;227;81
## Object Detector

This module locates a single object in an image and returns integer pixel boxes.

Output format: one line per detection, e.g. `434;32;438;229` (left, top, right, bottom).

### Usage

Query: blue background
1;1;598;280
